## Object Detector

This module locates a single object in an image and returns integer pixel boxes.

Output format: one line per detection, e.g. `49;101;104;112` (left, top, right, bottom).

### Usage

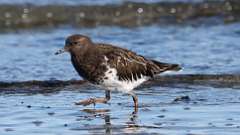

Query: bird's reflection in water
104;114;111;135
81;109;139;134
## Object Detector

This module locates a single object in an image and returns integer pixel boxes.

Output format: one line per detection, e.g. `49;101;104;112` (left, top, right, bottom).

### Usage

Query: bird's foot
75;97;108;106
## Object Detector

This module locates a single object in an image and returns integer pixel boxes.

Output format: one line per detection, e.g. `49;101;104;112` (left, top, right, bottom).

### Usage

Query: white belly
101;66;149;93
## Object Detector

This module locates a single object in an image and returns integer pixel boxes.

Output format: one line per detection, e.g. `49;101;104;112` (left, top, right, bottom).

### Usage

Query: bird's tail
151;60;182;72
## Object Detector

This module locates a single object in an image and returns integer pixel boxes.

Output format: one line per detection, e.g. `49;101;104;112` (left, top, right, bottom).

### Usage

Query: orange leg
129;92;138;113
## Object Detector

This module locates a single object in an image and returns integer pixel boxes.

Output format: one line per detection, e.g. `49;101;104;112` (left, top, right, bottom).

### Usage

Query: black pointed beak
55;48;66;55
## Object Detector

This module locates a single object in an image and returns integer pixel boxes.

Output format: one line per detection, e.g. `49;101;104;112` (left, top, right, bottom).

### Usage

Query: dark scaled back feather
96;44;181;81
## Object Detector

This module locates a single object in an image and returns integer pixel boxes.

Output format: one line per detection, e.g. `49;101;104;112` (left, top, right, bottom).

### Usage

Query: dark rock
173;95;190;102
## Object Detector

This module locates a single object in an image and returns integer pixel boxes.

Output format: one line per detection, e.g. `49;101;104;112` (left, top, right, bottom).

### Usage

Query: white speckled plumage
101;65;149;93
100;56;149;93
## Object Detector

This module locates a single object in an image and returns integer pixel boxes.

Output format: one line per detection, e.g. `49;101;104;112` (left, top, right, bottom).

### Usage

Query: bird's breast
70;54;108;83
71;55;88;79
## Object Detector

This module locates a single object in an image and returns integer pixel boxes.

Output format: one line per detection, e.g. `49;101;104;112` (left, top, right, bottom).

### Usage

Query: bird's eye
73;42;78;45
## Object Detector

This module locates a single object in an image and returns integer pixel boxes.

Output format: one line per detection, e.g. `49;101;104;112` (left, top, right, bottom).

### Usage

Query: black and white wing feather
98;44;181;81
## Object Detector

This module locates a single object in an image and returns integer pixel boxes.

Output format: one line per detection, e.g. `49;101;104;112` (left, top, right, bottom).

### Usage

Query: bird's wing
97;44;173;81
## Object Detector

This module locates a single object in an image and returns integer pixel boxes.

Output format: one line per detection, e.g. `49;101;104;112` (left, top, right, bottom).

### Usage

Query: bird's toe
75;98;95;106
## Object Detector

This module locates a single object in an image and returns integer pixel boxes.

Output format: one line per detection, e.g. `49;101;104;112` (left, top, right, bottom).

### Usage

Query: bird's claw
75;98;96;106
75;97;109;106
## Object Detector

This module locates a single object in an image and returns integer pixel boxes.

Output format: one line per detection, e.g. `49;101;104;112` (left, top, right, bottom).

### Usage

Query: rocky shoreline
1;74;239;94
0;0;240;30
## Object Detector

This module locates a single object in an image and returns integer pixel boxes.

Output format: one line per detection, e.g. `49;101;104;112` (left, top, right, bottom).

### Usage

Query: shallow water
0;22;240;134
0;23;240;81
1;85;240;135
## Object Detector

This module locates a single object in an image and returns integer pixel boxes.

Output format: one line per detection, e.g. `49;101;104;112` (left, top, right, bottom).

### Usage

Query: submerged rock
1;74;240;94
173;95;191;102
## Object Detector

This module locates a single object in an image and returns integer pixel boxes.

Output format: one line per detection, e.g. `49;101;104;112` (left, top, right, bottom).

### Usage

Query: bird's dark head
55;34;93;55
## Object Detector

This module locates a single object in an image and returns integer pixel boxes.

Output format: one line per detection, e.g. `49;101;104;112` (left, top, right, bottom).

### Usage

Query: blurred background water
0;0;223;5
0;0;240;135
0;24;240;81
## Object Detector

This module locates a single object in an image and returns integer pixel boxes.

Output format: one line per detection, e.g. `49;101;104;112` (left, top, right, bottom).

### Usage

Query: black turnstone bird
55;34;181;112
